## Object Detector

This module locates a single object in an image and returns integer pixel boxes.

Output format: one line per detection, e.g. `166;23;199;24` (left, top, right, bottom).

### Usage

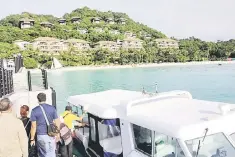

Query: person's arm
18;121;28;157
52;108;60;130
30;110;37;143
77;122;87;127
54;118;60;130
72;112;86;121
52;109;61;142
71;114;82;121
30;121;37;141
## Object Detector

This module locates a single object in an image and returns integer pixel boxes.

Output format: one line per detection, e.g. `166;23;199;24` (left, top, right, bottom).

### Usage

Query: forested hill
0;7;166;43
0;7;234;69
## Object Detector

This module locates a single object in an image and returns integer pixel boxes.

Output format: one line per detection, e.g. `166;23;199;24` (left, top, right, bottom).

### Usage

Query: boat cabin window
186;133;235;157
71;105;83;115
132;124;185;157
71;105;88;132
98;120;121;140
154;132;185;157
133;124;152;155
98;119;122;155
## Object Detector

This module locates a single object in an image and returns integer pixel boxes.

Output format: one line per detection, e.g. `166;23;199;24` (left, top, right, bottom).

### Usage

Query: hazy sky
1;0;235;41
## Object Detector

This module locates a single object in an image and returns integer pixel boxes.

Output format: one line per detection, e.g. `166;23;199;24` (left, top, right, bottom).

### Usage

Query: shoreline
29;61;235;73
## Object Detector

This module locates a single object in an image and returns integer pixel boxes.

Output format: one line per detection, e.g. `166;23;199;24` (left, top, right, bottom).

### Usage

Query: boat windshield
185;133;235;157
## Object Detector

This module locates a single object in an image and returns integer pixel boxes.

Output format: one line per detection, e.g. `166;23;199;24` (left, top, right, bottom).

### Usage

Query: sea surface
32;64;235;114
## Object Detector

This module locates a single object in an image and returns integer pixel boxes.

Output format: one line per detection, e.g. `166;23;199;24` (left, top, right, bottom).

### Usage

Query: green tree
24;57;38;69
0;7;234;68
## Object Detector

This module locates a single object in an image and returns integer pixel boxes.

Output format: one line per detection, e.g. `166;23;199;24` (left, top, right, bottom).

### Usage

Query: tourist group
0;92;87;157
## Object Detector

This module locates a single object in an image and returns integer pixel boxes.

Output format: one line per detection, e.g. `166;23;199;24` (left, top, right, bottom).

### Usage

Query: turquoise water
39;64;235;114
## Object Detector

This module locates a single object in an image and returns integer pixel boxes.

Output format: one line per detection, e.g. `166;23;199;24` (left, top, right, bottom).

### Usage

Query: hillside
0;7;166;43
0;7;234;69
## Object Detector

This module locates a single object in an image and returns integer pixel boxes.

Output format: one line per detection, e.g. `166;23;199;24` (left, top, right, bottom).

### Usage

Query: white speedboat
67;89;235;157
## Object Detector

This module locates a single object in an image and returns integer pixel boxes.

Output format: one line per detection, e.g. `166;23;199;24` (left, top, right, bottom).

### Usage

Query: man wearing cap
59;106;86;157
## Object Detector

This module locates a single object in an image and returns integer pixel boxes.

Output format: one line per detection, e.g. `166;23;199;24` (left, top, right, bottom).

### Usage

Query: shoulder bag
39;105;59;137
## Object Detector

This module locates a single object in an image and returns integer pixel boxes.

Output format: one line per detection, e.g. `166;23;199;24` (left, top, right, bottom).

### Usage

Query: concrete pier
13;68;45;92
10;88;53;117
13;68;28;92
6;68;53;117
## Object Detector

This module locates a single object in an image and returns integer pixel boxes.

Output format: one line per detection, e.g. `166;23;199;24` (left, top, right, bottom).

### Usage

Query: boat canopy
127;97;235;140
67;89;192;119
68;89;235;140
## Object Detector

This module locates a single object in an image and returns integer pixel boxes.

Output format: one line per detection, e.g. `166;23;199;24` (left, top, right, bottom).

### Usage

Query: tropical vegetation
0;7;234;68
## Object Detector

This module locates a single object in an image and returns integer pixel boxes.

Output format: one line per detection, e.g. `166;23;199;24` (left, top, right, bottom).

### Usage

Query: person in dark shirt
20;105;31;137
20;105;38;156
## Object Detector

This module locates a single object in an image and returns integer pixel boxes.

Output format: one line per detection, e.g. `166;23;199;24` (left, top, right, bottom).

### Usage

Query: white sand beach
28;61;235;73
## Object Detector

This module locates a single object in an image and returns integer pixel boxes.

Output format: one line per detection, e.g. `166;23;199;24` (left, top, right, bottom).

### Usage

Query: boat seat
155;144;175;157
100;136;123;154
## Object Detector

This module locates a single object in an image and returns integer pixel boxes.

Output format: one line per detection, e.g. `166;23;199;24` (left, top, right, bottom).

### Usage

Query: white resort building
155;38;179;49
14;40;31;50
94;41;119;51
121;38;143;49
40;22;54;31
58;19;66;25
64;39;90;51
19;18;35;29
32;37;65;55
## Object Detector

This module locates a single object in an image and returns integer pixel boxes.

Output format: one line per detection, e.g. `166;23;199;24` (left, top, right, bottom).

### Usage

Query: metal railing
14;54;24;73
27;69;57;109
26;69;48;91
0;59;14;97
41;69;48;90
1;55;57;109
